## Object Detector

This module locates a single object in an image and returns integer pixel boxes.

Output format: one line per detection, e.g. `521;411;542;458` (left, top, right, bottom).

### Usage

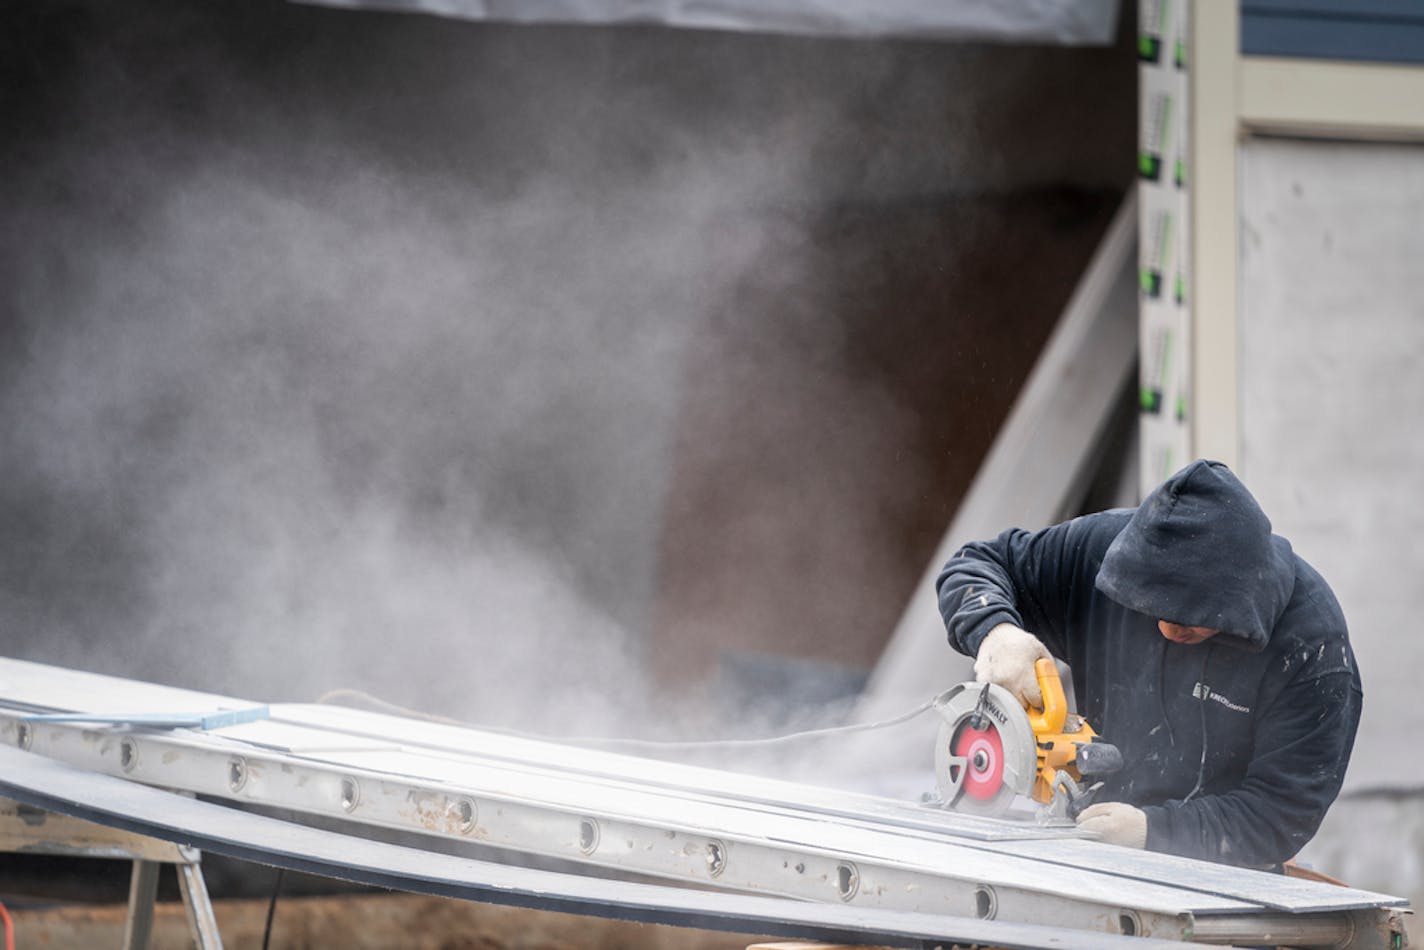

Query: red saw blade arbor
949;722;1007;803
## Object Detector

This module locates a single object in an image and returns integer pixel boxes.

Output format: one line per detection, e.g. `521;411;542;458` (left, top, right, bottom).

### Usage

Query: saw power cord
315;686;939;750
261;866;285;950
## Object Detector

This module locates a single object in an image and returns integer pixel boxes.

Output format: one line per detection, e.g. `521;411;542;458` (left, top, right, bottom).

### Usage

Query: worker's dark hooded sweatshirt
936;460;1362;868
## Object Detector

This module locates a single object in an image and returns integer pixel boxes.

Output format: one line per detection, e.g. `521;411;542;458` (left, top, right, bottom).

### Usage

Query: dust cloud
0;0;932;741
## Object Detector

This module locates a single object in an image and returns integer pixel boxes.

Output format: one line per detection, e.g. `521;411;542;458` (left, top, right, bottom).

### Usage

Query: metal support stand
122;860;160;950
0;796;223;949
177;862;224;949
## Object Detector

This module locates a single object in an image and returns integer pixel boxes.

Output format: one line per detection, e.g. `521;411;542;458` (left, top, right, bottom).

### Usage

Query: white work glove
1076;802;1148;849
974;622;1051;707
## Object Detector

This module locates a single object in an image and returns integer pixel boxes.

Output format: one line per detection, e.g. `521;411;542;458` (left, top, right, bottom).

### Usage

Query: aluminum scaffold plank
0;658;1409;948
0;743;1207;950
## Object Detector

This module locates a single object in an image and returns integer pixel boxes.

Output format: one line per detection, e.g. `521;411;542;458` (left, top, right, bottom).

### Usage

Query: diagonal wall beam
853;191;1138;748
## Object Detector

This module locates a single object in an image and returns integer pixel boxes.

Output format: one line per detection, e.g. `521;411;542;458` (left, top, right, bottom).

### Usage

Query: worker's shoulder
1029;509;1133;577
1268;557;1357;684
1060;507;1134;547
1281;547;1348;636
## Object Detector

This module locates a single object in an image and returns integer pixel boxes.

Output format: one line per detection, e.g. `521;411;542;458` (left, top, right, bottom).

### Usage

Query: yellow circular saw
933;658;1122;819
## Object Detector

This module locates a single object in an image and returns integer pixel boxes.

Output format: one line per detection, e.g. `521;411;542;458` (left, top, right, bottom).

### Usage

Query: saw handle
1025;657;1068;735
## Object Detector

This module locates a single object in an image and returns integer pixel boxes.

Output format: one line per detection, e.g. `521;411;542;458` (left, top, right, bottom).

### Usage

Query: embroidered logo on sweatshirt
1192;682;1251;714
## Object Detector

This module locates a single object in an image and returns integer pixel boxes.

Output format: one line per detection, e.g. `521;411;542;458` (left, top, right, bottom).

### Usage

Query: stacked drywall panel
1137;0;1191;492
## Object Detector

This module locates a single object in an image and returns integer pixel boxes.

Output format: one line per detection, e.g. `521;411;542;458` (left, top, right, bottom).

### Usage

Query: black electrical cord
314;687;938;751
261;866;285;950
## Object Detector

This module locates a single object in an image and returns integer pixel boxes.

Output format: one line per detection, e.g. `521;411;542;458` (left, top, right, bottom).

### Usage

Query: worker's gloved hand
1076;802;1148;848
974;622;1052;707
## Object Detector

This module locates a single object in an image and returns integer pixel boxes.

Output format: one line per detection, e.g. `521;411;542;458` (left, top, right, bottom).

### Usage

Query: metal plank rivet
836;863;859;901
974;884;998;920
705;841;726;878
340;777;360;812
228;757;247;792
455;798;476;834
578;818;599;854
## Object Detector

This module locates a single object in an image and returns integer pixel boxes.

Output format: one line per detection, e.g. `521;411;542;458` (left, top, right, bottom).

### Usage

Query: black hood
1094;460;1295;651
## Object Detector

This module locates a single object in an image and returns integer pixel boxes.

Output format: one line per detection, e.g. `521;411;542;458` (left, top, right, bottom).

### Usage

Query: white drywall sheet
1240;137;1424;790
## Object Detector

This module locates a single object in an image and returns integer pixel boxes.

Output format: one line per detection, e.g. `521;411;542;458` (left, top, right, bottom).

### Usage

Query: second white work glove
974;622;1052;707
1076;802;1148;848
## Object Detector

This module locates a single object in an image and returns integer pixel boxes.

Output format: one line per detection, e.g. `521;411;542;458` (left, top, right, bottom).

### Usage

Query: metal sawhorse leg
0;796;222;949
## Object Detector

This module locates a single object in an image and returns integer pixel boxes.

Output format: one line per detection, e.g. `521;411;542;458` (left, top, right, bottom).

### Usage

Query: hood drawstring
1182;642;1216;804
1157;638;1175;748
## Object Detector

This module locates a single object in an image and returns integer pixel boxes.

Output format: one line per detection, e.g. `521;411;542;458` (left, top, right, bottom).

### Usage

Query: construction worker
936;459;1361;869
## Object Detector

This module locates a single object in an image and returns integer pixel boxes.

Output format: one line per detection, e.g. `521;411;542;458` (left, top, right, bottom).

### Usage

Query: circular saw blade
932;682;1037;817
951;722;1006;802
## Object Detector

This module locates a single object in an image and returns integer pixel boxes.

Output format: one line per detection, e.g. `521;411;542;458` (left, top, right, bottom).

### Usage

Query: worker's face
1158;620;1221;645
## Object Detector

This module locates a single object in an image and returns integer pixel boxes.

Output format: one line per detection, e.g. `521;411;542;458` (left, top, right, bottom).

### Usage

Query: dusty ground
3;891;775;950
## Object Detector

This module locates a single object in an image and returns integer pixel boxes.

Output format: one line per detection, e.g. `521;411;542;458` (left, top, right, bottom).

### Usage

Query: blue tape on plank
23;706;270;731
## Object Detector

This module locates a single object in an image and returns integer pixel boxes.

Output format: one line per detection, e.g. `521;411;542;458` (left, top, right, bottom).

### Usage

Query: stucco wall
1239;135;1424;897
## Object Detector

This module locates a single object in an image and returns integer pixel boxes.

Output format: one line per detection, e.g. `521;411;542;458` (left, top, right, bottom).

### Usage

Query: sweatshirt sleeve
1140;670;1362;868
935;517;1102;660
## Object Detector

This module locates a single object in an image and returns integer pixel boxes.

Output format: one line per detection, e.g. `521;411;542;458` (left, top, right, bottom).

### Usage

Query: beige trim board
1240;56;1424;142
1186;19;1424;471
1188;0;1241;468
